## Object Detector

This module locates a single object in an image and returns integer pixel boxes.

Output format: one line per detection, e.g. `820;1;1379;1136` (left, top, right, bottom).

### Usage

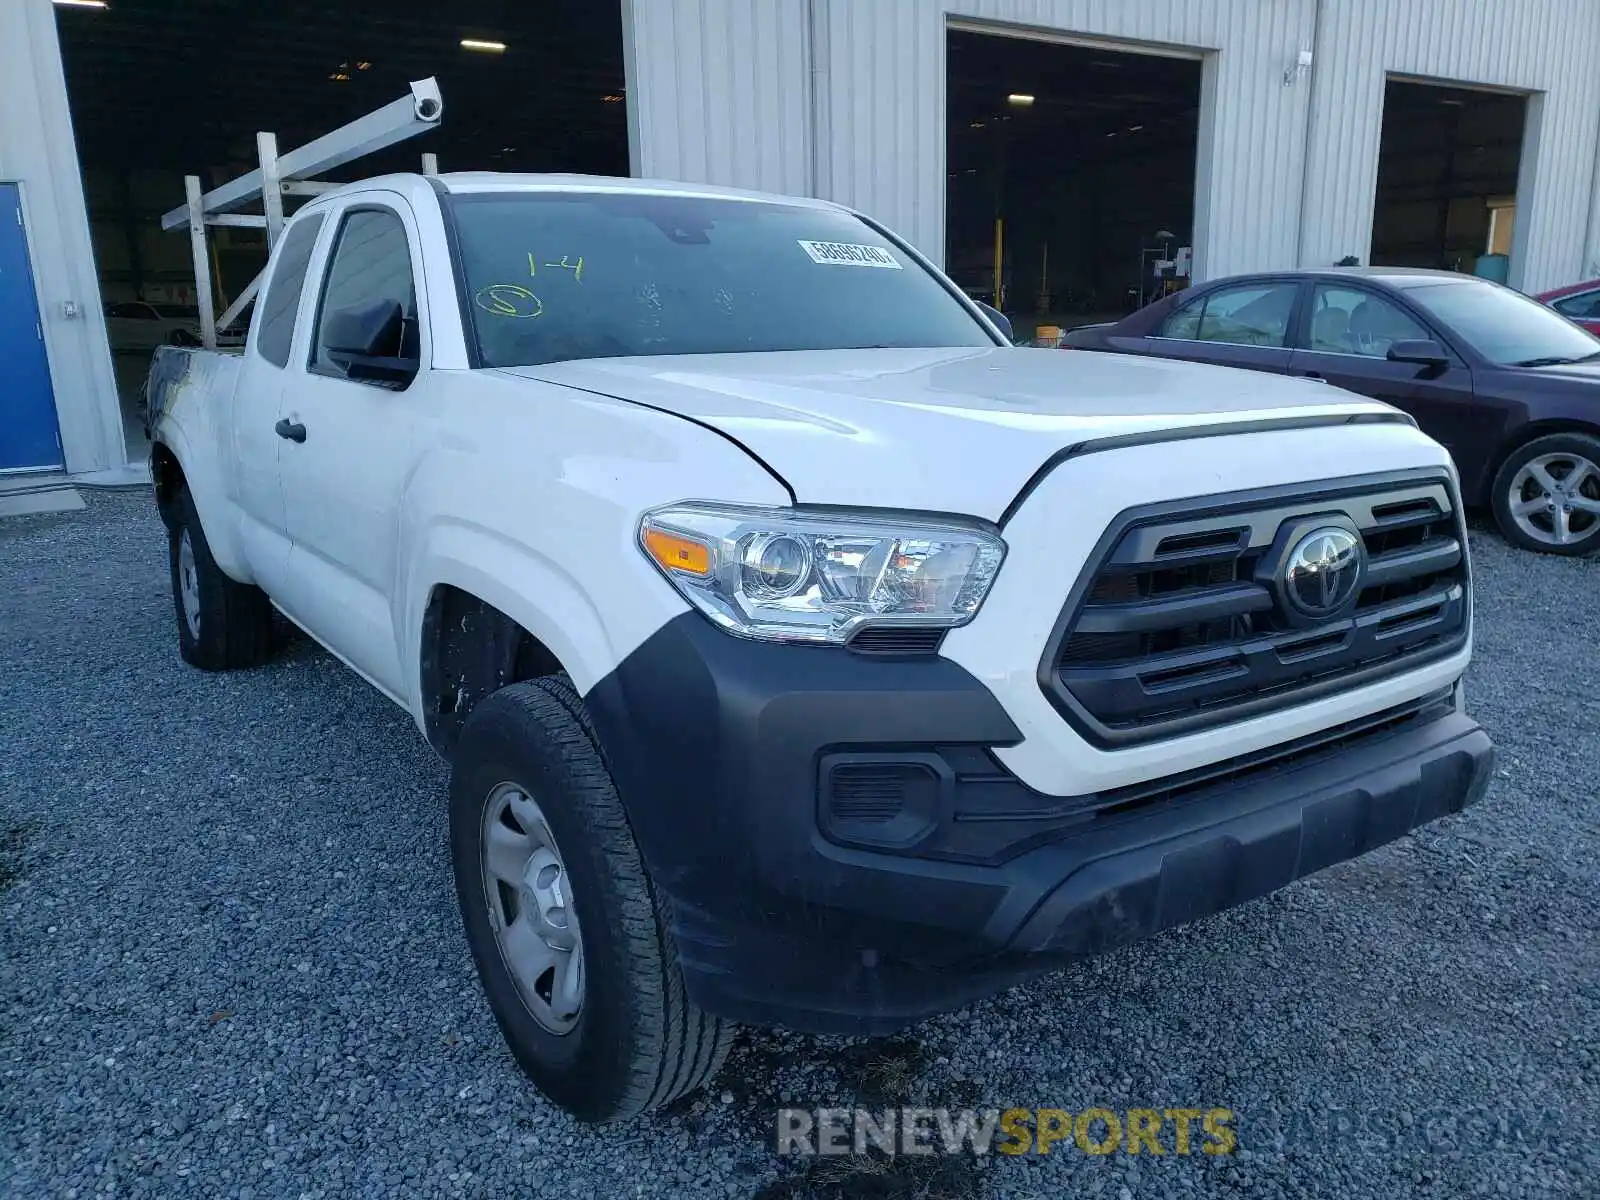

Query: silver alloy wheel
177;528;202;639
481;781;585;1034
1508;451;1600;547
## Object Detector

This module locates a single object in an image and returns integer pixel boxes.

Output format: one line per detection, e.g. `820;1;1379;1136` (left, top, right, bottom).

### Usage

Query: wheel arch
418;583;567;754
150;441;186;528
148;431;255;581
1480;418;1600;505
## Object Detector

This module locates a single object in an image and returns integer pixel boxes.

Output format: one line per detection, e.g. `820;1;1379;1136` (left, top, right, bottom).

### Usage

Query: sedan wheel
1507;453;1600;548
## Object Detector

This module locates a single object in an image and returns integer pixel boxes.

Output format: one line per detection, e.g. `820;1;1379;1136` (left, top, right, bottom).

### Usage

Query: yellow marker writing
546;255;584;283
475;284;543;319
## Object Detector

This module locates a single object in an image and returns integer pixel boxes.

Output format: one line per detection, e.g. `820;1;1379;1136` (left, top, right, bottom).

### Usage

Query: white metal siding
803;0;1329;275
622;0;812;196
1299;0;1600;290
0;0;124;475
626;0;1600;290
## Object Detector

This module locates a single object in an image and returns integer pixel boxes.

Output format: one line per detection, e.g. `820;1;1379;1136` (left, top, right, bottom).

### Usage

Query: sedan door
1287;282;1478;464
1141;278;1303;375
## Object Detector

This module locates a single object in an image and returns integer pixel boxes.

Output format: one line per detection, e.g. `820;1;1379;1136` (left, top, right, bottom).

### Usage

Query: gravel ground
2;492;1596;1199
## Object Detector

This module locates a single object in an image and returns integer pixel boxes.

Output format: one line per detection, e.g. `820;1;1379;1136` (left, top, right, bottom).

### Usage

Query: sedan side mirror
976;301;1014;343
323;299;419;386
1386;338;1449;368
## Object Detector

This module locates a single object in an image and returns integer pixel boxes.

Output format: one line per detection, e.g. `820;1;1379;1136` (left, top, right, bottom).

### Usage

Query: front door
1288;282;1478;465
0;184;63;471
274;199;426;698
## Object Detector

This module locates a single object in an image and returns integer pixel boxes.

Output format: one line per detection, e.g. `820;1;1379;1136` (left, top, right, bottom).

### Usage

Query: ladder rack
160;78;443;349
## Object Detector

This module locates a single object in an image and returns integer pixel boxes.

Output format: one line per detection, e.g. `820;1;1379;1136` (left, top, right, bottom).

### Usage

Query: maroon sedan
1538;278;1600;335
1062;268;1600;555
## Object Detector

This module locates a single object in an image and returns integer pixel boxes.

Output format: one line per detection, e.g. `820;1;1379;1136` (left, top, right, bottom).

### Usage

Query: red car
1539;278;1600;335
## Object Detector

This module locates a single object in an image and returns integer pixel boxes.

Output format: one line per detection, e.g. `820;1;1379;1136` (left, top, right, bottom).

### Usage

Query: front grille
1040;472;1469;746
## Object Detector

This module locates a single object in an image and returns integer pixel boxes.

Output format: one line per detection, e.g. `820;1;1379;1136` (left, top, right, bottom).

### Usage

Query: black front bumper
583;614;1494;1035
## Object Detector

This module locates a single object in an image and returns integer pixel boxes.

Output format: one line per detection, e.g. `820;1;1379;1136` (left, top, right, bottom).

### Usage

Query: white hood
504;347;1400;521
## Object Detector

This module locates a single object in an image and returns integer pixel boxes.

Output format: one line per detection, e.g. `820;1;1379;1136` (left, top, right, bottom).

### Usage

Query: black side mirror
324;299;419;385
1386;338;1449;367
976;301;1013;343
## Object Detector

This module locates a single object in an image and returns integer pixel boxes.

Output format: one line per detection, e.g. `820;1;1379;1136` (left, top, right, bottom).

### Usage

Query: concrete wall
0;0;122;475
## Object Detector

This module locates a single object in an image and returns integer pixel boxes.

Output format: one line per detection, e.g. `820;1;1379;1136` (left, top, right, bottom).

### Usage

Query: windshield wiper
1511;355;1584;367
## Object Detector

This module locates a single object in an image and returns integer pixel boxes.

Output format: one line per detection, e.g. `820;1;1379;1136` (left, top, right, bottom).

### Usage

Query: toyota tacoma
146;173;1494;1121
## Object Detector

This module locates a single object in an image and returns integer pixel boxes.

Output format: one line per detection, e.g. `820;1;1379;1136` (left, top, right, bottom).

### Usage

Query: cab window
310;208;418;380
255;213;325;368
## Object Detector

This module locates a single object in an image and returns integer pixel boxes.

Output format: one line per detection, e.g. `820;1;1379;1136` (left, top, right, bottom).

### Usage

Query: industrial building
2;0;1598;481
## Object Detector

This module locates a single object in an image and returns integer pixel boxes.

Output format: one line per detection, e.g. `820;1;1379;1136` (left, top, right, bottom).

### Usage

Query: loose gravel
2;493;1596;1199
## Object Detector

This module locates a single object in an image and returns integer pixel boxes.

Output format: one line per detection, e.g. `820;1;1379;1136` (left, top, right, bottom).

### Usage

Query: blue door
0;184;63;470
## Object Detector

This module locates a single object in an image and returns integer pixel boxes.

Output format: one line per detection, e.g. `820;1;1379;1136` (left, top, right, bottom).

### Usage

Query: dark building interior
946;29;1202;333
1371;80;1526;278
56;0;628;307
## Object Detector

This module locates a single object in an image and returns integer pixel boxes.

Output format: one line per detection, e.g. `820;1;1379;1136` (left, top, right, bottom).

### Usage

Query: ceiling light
1129;124;1144;132
1007;93;1035;106
969;120;986;129
329;72;350;82
460;38;507;53
54;0;109;8
601;93;624;103
1439;98;1465;106
356;61;372;70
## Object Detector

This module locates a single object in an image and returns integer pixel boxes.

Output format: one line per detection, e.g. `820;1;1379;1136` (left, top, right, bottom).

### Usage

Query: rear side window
1160;282;1298;347
256;214;325;368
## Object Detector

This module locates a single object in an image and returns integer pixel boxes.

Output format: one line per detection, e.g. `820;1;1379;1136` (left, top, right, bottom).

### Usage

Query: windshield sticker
797;240;902;269
476;284;544;318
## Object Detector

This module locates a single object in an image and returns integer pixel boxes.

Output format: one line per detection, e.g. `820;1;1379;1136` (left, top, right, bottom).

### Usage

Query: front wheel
448;676;735;1121
1490;433;1600;555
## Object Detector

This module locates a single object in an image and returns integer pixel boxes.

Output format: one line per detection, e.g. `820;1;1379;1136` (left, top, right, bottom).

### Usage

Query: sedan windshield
449;192;995;367
1406;278;1600;367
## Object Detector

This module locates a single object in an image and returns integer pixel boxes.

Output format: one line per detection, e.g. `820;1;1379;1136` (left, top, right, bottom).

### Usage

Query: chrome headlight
638;504;1006;644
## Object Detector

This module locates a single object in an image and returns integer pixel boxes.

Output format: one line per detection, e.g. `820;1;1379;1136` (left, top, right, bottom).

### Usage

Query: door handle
275;419;307;443
1298;370;1325;381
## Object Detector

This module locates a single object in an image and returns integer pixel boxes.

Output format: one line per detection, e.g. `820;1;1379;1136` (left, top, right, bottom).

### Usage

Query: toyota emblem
1283;527;1363;618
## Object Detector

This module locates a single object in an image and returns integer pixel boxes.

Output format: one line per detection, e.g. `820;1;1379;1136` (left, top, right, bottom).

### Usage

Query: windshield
1406;279;1600;366
449;192;994;367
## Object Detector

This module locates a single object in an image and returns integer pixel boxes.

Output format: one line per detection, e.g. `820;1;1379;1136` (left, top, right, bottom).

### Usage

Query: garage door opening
945;28;1202;343
54;0;629;464
1371;79;1527;281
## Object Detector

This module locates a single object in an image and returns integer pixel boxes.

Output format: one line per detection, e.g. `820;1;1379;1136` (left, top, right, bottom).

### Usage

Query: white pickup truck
147;172;1494;1122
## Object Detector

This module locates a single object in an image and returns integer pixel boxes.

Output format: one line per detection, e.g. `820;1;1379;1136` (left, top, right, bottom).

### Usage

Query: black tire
1489;432;1600;556
449;676;735;1122
167;488;275;669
